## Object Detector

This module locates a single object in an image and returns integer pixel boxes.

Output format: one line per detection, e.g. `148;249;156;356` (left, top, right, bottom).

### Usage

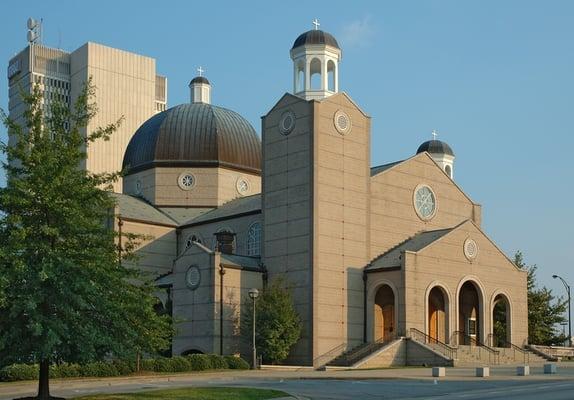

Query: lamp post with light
248;288;259;369
553;274;571;347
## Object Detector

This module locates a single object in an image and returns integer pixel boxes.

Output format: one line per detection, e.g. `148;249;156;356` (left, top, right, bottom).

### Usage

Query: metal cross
431;130;438;140
197;66;204;77
312;19;320;30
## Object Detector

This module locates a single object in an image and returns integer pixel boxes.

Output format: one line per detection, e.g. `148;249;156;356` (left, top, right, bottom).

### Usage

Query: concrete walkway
1;364;574;399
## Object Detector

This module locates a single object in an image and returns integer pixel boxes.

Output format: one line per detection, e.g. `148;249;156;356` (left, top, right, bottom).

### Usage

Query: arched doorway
374;285;395;341
492;294;511;347
458;281;481;344
428;287;448;343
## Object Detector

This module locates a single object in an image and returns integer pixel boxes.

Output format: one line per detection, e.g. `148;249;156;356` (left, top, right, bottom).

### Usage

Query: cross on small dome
197;66;205;77
312;18;320;30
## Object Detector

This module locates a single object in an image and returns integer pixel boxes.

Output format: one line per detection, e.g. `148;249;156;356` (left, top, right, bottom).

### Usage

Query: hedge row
0;354;249;382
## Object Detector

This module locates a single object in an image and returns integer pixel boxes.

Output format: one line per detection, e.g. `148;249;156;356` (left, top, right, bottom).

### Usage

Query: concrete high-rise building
7;33;167;192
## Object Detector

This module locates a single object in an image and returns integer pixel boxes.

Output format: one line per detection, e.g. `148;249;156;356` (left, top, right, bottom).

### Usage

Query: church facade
115;26;528;366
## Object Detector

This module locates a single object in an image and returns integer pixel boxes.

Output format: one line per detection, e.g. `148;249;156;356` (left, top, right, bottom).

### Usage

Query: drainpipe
219;264;226;355
363;271;368;343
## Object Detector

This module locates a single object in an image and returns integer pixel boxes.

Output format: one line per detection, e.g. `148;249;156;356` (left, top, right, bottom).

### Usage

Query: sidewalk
1;364;574;399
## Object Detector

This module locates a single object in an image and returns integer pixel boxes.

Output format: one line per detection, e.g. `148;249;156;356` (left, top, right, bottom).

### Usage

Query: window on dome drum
310;58;321;90
445;165;452;178
186;234;202;248
247;222;261;256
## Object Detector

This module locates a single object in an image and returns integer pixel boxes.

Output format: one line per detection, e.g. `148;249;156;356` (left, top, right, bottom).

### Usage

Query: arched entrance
374;285;395;341
458;281;481;344
428;287;448;343
492;294;511;347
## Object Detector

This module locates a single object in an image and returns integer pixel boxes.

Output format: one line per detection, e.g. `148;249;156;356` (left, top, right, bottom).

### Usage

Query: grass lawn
75;387;290;399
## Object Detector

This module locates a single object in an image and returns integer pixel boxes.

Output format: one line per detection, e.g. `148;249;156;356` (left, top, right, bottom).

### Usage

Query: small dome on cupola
417;130;456;179
290;19;342;101
188;66;211;104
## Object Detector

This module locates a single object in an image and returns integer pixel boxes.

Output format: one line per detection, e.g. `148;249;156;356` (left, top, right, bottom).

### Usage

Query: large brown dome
123;103;261;175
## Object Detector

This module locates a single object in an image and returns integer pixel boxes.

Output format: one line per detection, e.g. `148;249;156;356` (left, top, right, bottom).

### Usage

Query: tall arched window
247;222;261;256
327;60;336;92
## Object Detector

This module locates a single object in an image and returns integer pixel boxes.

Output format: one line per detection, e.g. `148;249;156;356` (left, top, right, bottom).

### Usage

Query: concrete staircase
326;339;391;367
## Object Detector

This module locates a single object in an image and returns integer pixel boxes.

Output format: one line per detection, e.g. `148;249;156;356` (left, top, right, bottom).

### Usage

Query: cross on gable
312;19;320;30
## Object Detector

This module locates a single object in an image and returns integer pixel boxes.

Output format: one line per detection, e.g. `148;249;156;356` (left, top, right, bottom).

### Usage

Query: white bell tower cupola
290;19;342;101
416;131;456;179
189;66;211;104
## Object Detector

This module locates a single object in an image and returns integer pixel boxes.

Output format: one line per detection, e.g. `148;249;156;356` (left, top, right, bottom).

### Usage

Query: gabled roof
181;194;261;227
366;227;454;271
113;193;178;227
220;253;262;271
370;160;403;176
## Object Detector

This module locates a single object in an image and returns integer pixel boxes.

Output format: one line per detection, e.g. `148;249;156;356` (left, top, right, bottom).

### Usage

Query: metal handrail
453;331;500;364
313;342;347;368
343;336;391;366
487;333;529;364
410;328;457;360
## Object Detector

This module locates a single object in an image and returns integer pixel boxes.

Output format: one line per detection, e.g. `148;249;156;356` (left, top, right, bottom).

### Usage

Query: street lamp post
553;274;571;347
248;288;259;369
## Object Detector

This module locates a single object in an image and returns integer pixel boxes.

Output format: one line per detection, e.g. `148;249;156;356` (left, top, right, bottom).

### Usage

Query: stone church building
115;26;528;367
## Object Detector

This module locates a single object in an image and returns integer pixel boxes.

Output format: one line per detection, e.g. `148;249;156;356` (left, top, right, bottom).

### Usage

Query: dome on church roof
292;29;340;50
190;76;210;85
416;140;455;157
123;103;261;175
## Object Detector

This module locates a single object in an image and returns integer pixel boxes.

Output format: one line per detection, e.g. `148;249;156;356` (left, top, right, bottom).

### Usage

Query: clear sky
1;0;573;296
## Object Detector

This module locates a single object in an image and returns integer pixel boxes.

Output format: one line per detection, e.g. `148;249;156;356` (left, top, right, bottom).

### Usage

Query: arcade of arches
369;277;516;348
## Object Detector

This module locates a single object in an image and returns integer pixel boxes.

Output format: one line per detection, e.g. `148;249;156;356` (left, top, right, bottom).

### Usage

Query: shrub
152;358;175;373
207;354;227;370
186;354;211;371
224;355;249;370
0;364;39;382
140;358;155;372
81;361;119;377
112;359;135;376
50;363;81;378
170;356;192;372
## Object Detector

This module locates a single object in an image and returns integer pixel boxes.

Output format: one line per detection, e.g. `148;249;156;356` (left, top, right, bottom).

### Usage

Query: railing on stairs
409;328;457;360
487;333;529;364
313;342;348;369
452;331;500;365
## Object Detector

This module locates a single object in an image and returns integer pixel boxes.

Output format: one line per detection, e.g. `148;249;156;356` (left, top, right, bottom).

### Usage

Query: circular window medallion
464;238;479;261
413;184;437;221
236;177;250;195
279;110;296;135
178;172;196;191
334;110;352;135
185;266;201;290
135;179;142;195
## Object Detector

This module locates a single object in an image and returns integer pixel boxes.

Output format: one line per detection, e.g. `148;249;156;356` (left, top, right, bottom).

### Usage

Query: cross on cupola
312;18;320;30
432;130;438;140
189;66;211;104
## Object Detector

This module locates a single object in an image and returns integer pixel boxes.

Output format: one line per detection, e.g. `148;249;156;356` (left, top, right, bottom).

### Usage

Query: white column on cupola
189;66;211;104
290;19;342;101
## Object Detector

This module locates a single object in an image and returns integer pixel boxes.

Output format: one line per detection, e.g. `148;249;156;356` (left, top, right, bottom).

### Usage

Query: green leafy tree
0;84;172;399
514;251;567;345
242;279;301;364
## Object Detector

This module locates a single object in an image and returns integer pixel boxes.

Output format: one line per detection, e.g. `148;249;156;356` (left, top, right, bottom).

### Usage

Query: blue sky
1;0;573;295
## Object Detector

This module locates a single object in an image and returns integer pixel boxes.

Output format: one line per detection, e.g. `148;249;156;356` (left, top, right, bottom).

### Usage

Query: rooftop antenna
27;17;43;45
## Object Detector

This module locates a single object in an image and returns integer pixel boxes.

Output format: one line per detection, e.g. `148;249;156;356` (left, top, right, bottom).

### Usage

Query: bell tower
290;19;342;101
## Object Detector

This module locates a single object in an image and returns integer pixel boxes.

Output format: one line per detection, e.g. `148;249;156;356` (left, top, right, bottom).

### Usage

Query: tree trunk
37;359;50;399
